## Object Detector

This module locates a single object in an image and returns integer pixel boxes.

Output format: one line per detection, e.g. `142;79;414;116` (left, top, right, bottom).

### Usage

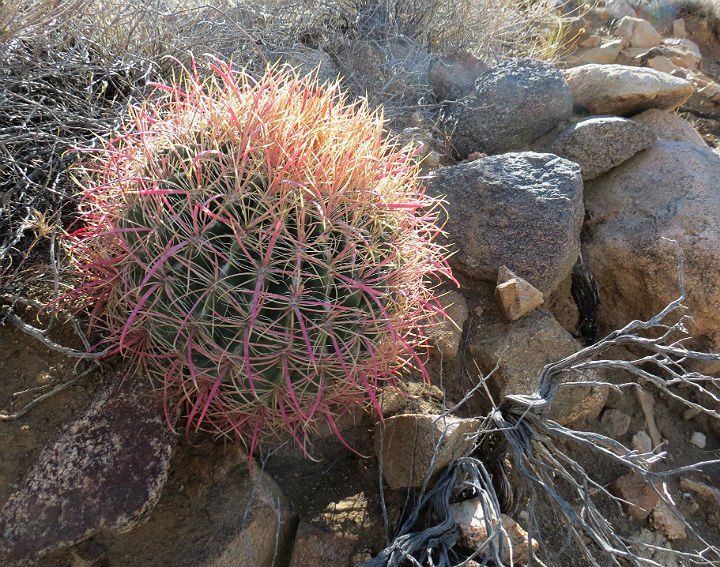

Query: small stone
566;39;623;65
611;472;660;521
615;16;662;49
648;56;678;74
451;499;539;564
428;291;469;359
673;18;686;38
580;35;603;48
495;270;544;321
683;407;702;420
601;408;632;438
690;431;706;449
651;502;687;540
632;430;653;454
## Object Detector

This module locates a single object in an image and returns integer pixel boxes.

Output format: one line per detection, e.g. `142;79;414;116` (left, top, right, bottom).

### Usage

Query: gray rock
426;152;583;293
615;16;662;48
563;64;694;115
469;310;608;426
605;0;636;21
375;414;480;490
564;39;623;66
601;408;632;438
632;430;653;453
445;58;573;158
631;108;707;146
428;51;488;102
585;141;720;340
0;373;176;565
550;116;656;180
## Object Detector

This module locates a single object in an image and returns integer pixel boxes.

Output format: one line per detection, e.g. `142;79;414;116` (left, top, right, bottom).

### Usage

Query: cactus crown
67;59;452;455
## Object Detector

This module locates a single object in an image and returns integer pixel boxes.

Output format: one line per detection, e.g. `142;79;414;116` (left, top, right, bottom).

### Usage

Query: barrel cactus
66;59;453;455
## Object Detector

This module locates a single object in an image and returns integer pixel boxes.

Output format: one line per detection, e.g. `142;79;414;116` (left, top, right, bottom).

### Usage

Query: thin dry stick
0;364;96;421
367;248;720;567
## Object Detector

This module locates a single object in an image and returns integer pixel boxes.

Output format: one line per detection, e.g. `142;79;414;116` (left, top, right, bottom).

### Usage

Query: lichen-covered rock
426;152;583;294
55;445;296;567
445;58;572;158
549;116;656;180
0;373;176;565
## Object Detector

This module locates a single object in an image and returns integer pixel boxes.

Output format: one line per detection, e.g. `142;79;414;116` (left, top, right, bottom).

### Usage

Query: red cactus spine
65;59;453;455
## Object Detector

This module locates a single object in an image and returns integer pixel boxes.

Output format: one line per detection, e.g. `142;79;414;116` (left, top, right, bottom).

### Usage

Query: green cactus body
66;61;453;454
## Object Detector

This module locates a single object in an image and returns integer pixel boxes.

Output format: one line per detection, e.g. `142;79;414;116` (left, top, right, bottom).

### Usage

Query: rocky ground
2;0;720;566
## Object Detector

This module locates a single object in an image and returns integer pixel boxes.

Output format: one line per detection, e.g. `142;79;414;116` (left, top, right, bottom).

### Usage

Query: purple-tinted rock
0;372;176;565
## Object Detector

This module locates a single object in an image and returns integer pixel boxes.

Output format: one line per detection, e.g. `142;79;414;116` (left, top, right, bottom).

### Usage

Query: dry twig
368;251;720;566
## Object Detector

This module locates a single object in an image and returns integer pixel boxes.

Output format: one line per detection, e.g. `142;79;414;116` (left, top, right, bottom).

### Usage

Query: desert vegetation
1;1;720;567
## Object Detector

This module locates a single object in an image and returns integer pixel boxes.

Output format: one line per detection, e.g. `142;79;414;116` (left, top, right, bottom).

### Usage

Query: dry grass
0;0;569;289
